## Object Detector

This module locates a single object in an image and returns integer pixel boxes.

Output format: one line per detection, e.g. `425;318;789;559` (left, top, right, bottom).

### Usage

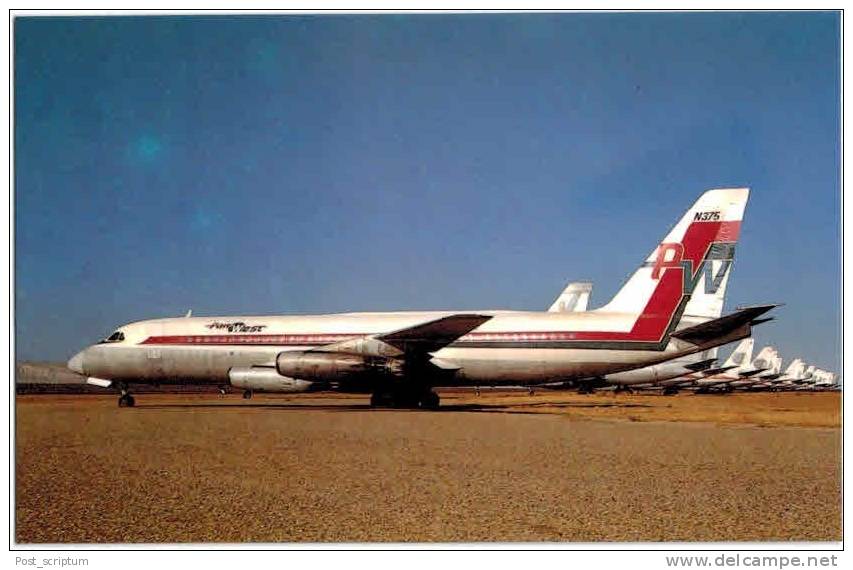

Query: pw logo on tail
650;242;733;295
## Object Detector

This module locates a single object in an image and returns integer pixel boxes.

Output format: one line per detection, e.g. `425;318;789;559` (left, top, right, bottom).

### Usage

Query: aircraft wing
671;304;780;345
309;314;492;358
378;314;492;354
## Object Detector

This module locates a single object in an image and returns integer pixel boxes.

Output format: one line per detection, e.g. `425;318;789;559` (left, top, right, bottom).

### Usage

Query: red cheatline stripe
139;331;640;346
141;334;362;346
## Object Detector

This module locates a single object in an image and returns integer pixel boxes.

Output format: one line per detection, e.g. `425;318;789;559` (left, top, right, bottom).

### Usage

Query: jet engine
275;351;403;382
228;367;314;393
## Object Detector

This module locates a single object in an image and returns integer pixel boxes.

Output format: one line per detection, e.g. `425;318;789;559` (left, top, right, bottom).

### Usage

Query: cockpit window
99;331;125;344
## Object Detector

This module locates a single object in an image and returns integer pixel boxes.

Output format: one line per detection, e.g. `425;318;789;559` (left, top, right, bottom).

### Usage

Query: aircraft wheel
242;390;253;400
370;391;394;408
420;391;440;410
118;394;135;408
393;392;420;408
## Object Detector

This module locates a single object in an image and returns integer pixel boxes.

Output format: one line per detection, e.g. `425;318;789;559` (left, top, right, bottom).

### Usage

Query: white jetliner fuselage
73;309;723;386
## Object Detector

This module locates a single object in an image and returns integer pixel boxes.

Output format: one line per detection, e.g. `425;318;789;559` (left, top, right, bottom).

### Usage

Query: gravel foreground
15;393;841;543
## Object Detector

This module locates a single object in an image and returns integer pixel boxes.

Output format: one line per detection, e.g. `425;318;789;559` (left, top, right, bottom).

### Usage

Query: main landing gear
242;390;253;400
370;386;440;410
117;383;135;408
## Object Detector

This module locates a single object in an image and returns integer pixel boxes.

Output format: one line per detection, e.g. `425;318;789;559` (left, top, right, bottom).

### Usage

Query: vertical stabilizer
548;282;593;312
596;189;748;339
771;355;783;376
751;346;777;371
723;338;754;372
783;358;805;380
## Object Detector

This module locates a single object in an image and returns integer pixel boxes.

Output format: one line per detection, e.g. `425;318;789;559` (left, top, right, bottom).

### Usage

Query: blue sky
15;13;840;372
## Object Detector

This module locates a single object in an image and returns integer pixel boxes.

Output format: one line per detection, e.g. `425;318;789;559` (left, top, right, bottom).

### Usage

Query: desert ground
15;391;841;543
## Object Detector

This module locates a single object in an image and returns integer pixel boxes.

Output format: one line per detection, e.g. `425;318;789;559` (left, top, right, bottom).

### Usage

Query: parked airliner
68;188;776;408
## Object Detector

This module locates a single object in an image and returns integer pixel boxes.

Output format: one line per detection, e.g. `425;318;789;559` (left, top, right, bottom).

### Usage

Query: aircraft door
147;347;165;379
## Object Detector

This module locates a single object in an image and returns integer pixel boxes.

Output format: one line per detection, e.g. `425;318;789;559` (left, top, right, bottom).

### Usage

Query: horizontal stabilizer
738;368;769;378
379;314;492;354
683;358;717;372
701;365;738;376
671;304;780;345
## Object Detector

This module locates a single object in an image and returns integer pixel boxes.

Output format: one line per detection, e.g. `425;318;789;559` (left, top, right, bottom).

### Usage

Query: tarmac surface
15;391;841;543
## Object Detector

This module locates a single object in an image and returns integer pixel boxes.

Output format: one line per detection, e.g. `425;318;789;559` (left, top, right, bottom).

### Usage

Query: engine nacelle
228;367;314;393
276;351;403;382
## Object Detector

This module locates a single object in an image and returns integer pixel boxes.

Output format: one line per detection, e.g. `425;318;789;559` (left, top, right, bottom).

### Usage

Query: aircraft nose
67;351;86;375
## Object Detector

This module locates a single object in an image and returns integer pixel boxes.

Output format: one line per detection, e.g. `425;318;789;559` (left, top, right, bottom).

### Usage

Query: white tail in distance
548;282;593;313
723;338;754;373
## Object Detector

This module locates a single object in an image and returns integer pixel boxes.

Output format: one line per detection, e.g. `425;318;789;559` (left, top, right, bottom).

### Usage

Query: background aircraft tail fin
723;338;754;372
784;358;804;379
751;346;778;370
771;355;783;375
548;281;593;312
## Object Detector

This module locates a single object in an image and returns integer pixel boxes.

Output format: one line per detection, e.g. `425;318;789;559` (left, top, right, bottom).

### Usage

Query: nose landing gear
116;383;135;407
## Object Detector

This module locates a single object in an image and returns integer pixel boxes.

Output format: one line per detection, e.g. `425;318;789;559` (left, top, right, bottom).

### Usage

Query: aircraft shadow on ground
136;400;655;414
